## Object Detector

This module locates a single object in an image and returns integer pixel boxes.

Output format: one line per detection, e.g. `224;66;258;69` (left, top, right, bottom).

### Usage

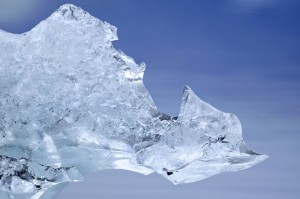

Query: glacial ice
0;4;267;199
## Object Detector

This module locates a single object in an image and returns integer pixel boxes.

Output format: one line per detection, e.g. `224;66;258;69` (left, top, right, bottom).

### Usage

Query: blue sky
0;0;299;198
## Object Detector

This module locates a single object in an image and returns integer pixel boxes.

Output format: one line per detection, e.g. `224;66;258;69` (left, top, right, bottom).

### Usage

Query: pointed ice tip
57;4;80;12
183;85;192;94
182;85;196;102
55;4;87;20
180;85;198;115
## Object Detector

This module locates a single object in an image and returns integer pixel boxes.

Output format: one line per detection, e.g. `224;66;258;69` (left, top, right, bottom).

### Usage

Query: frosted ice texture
0;4;267;199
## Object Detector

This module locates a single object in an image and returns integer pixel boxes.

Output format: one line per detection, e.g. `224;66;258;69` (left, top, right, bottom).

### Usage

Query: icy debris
0;4;267;199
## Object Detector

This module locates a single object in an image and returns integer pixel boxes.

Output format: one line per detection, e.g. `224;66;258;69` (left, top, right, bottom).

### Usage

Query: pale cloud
0;0;41;23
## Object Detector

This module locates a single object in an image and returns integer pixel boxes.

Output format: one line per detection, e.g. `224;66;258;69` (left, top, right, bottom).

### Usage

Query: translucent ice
0;4;267;199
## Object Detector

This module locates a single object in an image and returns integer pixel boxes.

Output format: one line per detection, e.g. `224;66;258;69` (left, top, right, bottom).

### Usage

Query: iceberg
0;4;267;199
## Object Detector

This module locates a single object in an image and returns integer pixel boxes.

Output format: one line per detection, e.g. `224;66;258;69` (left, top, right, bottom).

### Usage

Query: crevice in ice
0;155;82;195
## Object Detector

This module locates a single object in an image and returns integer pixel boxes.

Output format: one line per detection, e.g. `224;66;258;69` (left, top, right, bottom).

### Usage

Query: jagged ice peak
0;4;267;199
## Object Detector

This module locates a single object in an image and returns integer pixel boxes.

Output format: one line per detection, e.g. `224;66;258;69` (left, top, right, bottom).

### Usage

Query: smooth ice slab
0;4;267;199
